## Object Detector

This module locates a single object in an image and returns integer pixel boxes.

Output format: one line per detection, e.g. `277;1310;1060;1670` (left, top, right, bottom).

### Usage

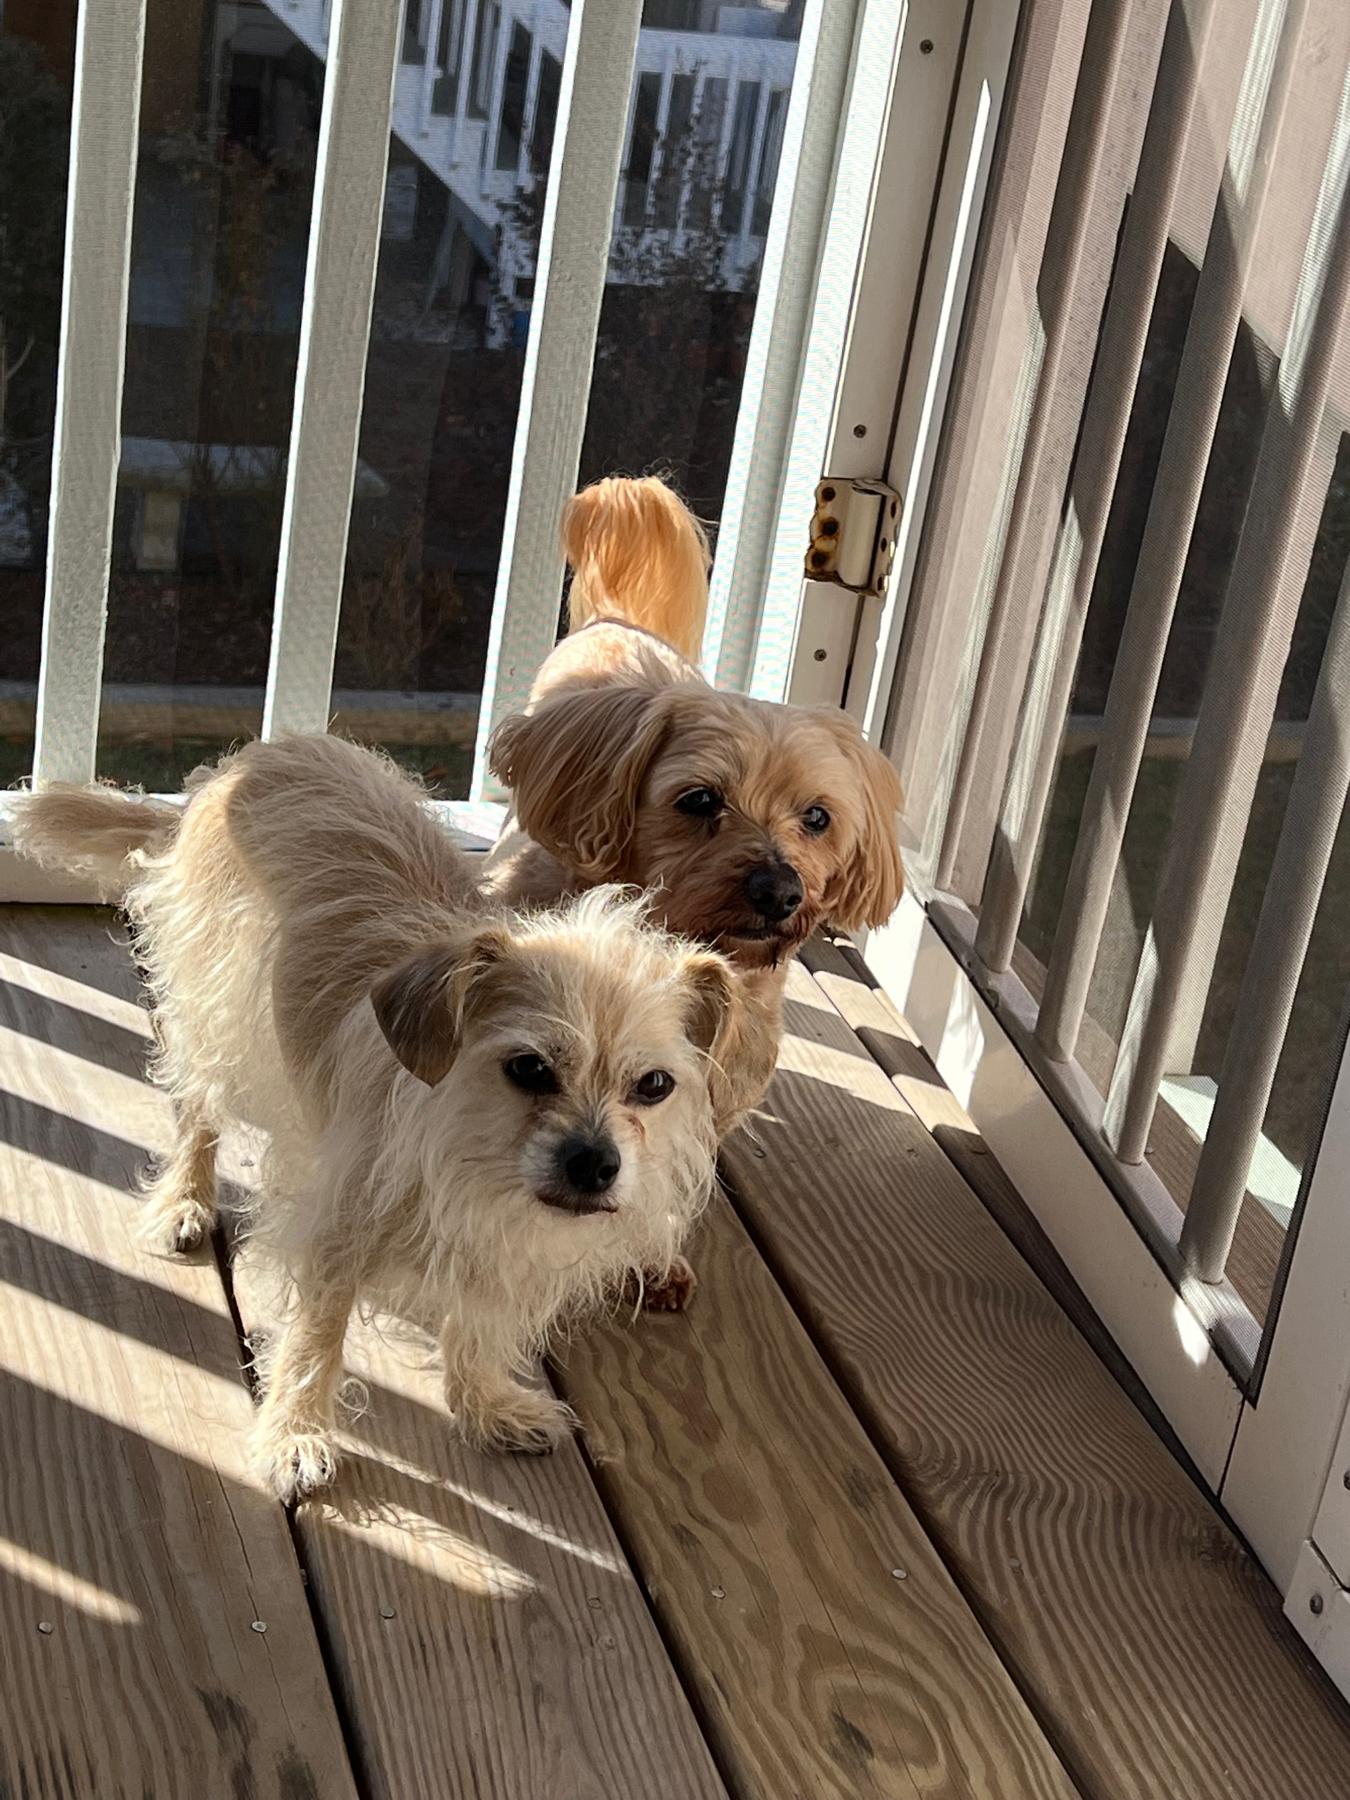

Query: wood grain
554;1193;1077;1799
719;957;1350;1800
802;936;1195;1475
226;1168;728;1800
0;907;358;1800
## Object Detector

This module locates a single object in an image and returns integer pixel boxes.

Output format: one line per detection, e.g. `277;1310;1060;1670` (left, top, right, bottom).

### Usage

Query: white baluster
738;70;769;251
518;25;546;181
419;0;447;133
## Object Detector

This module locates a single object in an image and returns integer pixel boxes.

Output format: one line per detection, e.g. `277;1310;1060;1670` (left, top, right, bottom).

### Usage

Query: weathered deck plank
0;908;359;1800
802;935;1194;1471
719;957;1350;1800
227;1255;730;1800
554;1191;1078;1800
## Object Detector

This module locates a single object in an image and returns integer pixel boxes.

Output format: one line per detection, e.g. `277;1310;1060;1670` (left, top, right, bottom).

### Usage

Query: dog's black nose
744;860;804;924
559;1135;621;1195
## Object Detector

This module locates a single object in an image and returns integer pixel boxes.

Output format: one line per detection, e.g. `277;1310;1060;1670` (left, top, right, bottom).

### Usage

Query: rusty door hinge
804;477;902;598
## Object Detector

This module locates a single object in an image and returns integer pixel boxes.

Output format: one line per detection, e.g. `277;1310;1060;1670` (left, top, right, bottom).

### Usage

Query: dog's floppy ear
680;951;759;1137
815;711;906;930
489;686;682;881
370;927;511;1086
678;951;740;1059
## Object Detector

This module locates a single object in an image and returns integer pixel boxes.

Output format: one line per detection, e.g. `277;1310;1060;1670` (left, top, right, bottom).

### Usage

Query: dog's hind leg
139;1109;220;1256
252;1271;355;1503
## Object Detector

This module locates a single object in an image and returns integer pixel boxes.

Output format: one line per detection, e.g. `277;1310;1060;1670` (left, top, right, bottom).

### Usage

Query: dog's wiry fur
13;735;735;1498
485;476;905;1150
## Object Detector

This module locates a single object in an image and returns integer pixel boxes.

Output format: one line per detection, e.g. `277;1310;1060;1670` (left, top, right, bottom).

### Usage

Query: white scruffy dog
14;735;738;1500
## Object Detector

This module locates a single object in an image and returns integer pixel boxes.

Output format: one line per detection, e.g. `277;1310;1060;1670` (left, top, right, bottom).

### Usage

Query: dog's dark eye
504;1053;559;1095
631;1069;676;1106
803;804;831;835
675;787;724;820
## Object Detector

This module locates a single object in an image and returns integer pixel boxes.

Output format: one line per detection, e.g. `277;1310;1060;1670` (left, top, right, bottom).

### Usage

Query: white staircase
259;0;795;298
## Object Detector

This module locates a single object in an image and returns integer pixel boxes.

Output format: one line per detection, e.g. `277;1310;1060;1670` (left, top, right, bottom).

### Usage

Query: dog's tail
562;476;710;662
10;784;181;899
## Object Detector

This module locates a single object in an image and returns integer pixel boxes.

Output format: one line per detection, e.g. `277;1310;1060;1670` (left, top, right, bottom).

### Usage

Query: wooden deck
3;907;1350;1799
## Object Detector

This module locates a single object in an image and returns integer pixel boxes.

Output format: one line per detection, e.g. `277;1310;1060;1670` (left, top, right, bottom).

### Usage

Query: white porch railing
31;0;147;788
18;0;818;809
7;0;997;873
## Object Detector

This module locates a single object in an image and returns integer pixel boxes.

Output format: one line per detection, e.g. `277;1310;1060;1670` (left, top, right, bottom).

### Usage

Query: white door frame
709;0;1015;712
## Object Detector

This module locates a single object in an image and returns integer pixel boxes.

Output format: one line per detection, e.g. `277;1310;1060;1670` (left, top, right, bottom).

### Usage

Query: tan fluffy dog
486;477;905;1177
13;735;738;1498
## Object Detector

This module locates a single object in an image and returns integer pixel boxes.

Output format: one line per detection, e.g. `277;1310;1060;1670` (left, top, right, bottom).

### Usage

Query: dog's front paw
255;1427;339;1504
625;1254;698;1313
456;1385;576;1457
138;1191;215;1258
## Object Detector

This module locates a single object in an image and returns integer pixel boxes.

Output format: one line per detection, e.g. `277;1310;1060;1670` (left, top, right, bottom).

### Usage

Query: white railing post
448;0;481;162
1103;69;1350;1168
419;0;448;132
702;0;862;695
1036;0;1303;1066
32;0;147;787
646;46;679;227
971;0;1264;979
713;68;739;216
677;68;708;236
469;0;644;801
261;0;403;740
457;0;480;121
481;3;512;187
517;25;546;181
932;0;1145;893
1181;553;1350;1282
736;76;769;253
